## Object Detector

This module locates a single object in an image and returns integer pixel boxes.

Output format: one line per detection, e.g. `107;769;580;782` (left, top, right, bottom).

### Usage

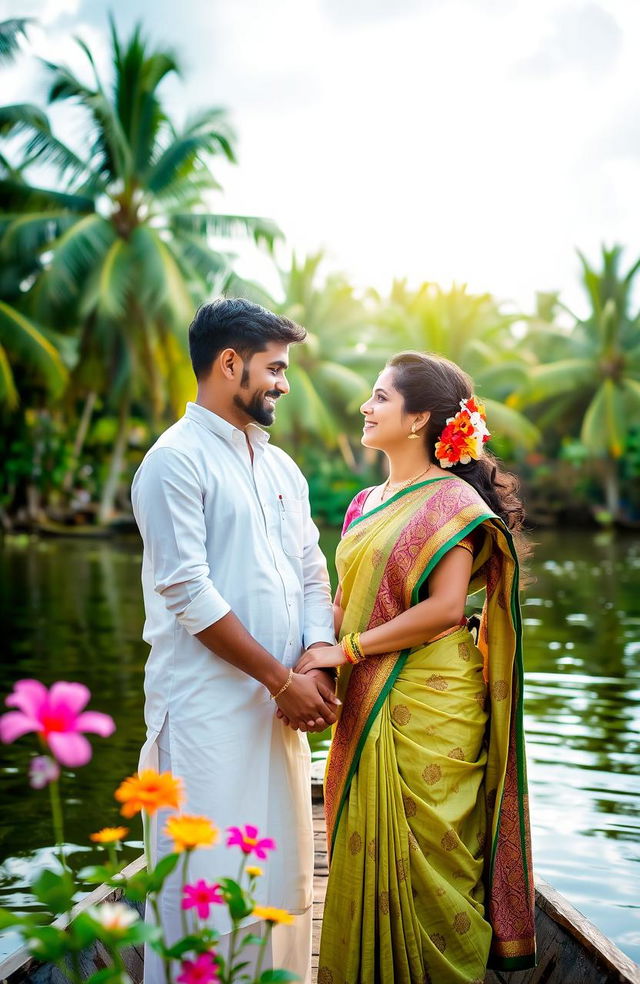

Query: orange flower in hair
435;397;490;468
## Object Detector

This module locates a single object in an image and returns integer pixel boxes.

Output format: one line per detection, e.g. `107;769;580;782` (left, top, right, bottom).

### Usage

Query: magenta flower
181;880;224;920
226;824;276;858
0;680;115;767
176;951;220;984
28;755;60;789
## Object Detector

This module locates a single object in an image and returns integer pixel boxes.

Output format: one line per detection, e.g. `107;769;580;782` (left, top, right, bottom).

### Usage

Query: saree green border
329;507;496;855
344;475;460;533
499;526;531;903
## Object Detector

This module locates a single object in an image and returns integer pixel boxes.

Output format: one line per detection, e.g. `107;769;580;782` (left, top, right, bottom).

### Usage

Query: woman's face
360;366;414;450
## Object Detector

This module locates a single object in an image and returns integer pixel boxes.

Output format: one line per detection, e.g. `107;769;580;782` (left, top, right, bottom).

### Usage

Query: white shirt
131;401;335;732
130;402;334;926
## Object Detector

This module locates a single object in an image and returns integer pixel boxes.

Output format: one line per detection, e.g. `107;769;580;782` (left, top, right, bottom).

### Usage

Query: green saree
319;477;535;984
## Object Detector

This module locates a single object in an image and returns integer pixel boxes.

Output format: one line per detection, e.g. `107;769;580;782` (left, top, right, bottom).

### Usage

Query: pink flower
226;824;276;858
28;755;60;789
181;880;224;920
0;680;115;767
176;952;220;984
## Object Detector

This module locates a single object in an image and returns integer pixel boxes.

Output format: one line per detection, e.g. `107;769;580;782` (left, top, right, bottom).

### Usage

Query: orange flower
90;826;129;844
164;815;219;853
252;905;294;925
115;770;183;818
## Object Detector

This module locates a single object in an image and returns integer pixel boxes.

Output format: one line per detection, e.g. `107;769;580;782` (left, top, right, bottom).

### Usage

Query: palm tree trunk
603;457;620;519
63;390;97;493
98;392;131;525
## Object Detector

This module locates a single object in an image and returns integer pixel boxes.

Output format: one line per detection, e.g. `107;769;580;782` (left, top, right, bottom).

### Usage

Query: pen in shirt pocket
278;494;285;511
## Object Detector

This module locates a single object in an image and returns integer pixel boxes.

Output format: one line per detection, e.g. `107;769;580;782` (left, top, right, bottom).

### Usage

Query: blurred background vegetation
1;17;640;532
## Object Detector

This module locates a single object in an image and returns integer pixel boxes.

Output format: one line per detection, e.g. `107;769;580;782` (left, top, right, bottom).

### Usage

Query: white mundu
131;401;334;983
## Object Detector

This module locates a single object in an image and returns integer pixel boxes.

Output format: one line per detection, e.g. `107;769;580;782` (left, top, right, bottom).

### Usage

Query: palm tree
237;253;373;466
0;19;68;409
370;280;540;448
0;18;31;63
0;19;280;522
511;245;640;516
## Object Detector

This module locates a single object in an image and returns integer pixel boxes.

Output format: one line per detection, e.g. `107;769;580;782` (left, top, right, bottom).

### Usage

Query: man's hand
275;672;340;732
276;667;339;731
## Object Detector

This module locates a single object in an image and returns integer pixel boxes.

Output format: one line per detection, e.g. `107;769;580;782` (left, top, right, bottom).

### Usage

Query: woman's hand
296;643;347;674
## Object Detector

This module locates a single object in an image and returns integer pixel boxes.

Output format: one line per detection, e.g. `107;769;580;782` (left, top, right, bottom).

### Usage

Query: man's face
233;341;290;426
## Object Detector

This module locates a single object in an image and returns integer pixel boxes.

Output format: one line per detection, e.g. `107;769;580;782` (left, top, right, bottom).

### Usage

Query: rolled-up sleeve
131;447;231;634
298;479;335;648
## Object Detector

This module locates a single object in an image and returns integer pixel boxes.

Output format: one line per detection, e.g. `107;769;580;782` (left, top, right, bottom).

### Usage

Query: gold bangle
270;667;293;701
341;632;366;664
351;632;365;660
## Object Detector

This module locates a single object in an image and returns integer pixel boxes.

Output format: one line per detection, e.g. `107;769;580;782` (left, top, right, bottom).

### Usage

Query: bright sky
2;0;640;314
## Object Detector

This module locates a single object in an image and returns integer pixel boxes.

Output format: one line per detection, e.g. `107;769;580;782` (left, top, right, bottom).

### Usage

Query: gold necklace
380;463;434;501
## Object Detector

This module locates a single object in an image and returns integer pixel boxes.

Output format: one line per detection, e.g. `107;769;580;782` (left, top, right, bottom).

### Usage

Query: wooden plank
0;856;145;982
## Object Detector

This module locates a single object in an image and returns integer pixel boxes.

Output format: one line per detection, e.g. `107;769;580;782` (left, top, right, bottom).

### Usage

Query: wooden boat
2;799;638;984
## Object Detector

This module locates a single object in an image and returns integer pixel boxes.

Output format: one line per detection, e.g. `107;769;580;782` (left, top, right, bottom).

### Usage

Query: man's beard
233;388;280;426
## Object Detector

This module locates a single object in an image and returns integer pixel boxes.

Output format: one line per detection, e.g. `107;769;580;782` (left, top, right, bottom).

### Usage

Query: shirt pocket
279;495;304;559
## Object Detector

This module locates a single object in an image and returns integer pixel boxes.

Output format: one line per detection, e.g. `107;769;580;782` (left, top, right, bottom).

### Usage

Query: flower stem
180;851;190;938
143;811;170;984
252;922;272;983
48;777;67;873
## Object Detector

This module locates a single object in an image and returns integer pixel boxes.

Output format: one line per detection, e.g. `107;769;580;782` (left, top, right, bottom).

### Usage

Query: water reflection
0;529;639;962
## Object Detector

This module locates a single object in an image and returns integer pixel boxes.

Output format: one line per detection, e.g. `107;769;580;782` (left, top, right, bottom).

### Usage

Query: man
131;298;338;983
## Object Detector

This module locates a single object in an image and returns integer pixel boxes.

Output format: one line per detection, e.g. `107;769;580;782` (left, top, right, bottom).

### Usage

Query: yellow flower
164;815;219;853
252;905;294;925
246;866;263;878
90;826;129;844
115;770;183;818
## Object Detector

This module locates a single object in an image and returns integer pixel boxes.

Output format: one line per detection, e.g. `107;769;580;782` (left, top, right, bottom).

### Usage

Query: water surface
0;529;638;963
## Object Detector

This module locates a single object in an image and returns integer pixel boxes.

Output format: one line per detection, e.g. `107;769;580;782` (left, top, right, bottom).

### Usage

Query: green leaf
510;359;594;407
164;934;208;959
43;213;116;305
68;911;100;949
580;380;625;457
147;851;180;890
25;925;68;961
85;969;130;984
32;868;75;915
480;397;540;449
219;877;252;921
97;238;133;318
259;971;301;982
0;19;32;63
0;907;31;929
78;864;122;884
171;212;283;251
0;300;69;399
118;920;163;947
0;344;17;408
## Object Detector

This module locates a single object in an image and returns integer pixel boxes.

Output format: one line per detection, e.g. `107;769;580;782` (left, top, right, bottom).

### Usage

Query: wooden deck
312;798;328;976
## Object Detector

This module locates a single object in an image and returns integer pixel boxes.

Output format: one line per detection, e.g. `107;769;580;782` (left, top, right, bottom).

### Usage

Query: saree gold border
326;483;496;852
491;938;536;958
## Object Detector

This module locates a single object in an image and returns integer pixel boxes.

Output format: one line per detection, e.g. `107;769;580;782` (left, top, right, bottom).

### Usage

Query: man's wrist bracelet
270;667;293;701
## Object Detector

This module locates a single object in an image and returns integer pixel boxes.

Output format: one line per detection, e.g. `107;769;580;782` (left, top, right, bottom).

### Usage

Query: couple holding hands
132;298;535;984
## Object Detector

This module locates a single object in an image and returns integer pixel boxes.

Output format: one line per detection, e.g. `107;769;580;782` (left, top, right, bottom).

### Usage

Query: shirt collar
185;402;270;448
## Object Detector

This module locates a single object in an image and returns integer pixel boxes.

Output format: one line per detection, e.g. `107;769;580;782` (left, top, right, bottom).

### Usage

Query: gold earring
408;422;420;440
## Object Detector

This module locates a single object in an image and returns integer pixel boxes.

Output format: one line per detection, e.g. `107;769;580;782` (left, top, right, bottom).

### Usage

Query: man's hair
188;297;306;379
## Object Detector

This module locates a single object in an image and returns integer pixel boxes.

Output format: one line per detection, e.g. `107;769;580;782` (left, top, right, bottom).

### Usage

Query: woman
296;352;535;984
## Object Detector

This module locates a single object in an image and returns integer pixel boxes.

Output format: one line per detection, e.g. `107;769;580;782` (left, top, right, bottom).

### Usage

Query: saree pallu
319;478;535;984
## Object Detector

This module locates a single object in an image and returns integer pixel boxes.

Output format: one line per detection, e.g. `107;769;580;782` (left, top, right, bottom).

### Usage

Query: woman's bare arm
359;547;472;654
